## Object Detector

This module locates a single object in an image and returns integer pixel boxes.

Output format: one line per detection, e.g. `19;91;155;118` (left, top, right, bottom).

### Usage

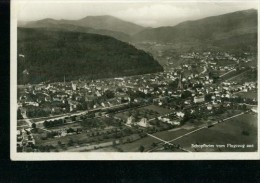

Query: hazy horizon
17;1;258;27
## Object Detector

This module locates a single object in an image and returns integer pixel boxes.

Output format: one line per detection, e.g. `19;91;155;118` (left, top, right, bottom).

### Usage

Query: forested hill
21;23;131;42
132;9;257;52
18;28;163;84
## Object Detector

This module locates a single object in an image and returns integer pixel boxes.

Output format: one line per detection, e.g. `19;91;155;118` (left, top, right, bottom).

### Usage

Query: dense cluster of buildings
17;51;257;151
18;51;257;119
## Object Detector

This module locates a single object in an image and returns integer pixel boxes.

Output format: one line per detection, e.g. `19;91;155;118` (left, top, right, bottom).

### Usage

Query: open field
220;68;250;81
117;125;197;152
34;132;91;147
153;128;193;142
217;60;236;66
114;104;173;121
91;110;248;152
31;108;254;153
228;70;257;83
142;105;172;114
17;120;29;126
66;140;119;152
172;113;257;152
226;70;251;82
117;135;161;152
116;110;255;152
17;125;29;130
216;70;230;76
90;146;120;152
237;91;257;100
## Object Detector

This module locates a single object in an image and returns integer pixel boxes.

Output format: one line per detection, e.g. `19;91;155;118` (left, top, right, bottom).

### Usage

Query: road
219;69;236;78
146;112;245;152
22;95;183;126
21;111;32;127
225;69;250;81
25;102;130;125
199;66;207;75
147;133;192;152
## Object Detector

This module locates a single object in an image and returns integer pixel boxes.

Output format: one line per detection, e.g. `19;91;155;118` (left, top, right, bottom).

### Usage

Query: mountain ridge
21;15;145;36
132;8;257;52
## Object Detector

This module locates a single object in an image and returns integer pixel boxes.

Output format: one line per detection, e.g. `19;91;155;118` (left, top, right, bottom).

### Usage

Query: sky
16;0;258;27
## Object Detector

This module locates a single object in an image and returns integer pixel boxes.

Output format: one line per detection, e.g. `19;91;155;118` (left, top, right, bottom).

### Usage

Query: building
251;106;258;113
137;118;149;128
126;116;134;126
194;95;205;103
176;111;184;118
177;75;183;90
72;83;77;91
207;104;213;110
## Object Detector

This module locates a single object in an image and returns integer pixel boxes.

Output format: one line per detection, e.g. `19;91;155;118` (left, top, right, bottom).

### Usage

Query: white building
176;111;185;118
126;116;134;126
251;106;258;113
137;118;149;128
72;83;77;91
194;95;205;103
207;105;213;110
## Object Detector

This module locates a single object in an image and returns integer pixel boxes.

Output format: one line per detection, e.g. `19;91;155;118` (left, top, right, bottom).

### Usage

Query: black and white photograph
10;0;259;160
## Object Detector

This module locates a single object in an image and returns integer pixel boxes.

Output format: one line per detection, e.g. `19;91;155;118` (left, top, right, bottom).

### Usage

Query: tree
17;109;23;119
57;141;62;146
31;123;36;129
205;94;213;102
169;80;178;89
104;90;115;99
151;142;157;147
71;116;76;121
43;120;49;128
139;145;145;152
126;138;131;143
67;128;75;134
127;110;133;117
181;90;192;99
112;140;117;146
155;119;161;127
67;139;74;146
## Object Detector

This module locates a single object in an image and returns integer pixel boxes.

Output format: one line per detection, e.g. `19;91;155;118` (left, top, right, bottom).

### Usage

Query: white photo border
10;0;260;160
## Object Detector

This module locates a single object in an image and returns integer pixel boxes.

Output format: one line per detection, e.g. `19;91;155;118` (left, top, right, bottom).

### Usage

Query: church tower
177;74;183;90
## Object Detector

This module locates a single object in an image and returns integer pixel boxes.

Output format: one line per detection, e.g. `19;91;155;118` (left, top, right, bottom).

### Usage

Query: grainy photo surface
11;0;259;160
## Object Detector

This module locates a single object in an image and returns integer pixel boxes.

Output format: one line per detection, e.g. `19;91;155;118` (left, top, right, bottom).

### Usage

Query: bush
139;145;145;152
67;139;74;146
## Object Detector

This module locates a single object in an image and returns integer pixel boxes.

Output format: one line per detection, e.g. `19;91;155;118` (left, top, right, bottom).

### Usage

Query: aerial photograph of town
15;1;258;154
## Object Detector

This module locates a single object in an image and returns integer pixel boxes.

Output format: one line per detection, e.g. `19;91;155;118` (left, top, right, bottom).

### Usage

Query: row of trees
222;96;257;105
43;119;65;128
26;108;51;118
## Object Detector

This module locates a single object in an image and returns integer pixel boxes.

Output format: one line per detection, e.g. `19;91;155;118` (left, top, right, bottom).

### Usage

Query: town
17;50;257;153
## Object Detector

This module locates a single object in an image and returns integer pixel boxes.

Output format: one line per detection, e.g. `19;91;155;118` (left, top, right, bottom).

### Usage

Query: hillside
17;28;163;84
73;15;145;35
23;23;130;42
133;9;257;52
22;15;145;36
